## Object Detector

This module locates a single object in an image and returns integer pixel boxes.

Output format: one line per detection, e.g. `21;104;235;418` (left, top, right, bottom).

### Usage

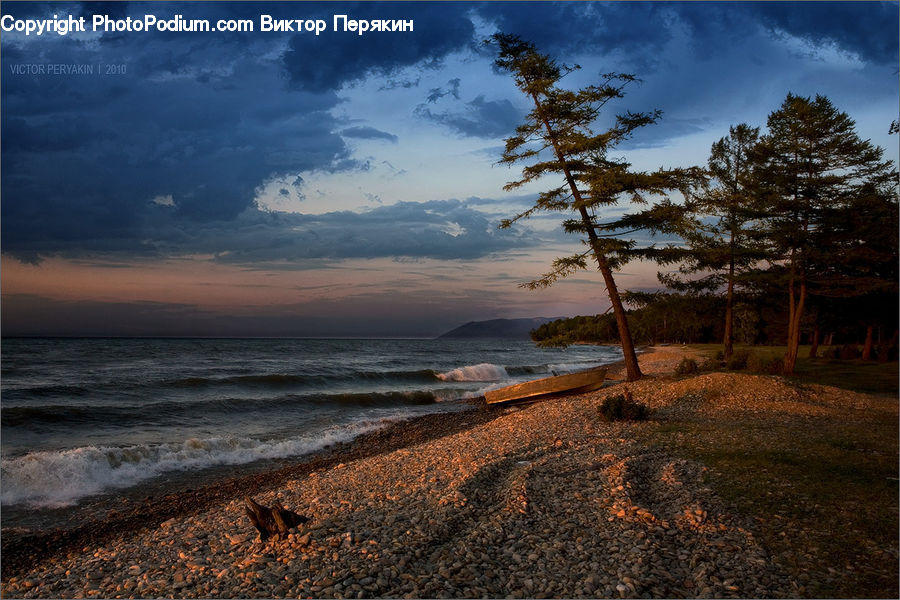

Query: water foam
436;362;508;382
0;421;390;508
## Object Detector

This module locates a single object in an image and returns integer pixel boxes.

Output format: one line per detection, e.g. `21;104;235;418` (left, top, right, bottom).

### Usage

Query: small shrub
747;352;784;375
599;390;649;422
715;350;725;361
699;357;720;371
726;349;750;370
675;358;699;375
746;352;764;372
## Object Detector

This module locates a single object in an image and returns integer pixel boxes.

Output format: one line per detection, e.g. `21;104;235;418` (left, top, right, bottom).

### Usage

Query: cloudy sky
2;1;898;337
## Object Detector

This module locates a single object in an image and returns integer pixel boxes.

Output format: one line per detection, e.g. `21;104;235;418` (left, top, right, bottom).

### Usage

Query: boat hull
484;366;608;405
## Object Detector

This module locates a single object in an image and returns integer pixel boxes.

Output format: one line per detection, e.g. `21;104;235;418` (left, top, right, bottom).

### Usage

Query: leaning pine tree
492;34;702;381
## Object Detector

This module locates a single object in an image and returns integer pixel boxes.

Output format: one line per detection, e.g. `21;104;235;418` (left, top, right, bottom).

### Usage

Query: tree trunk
579;206;642;381
862;325;874;361
808;324;820;358
783;278;806;375
723;268;735;361
530;93;642;381
878;330;898;362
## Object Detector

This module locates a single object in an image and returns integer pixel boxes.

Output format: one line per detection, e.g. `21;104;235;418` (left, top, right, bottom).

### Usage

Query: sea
0;337;621;529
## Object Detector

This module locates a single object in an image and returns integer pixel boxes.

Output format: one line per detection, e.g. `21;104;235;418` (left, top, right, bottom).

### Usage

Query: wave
166;369;441;389
3;384;91;397
1;405;94;426
0;421;393;508
2;390;439;428
437;358;614;383
168;373;317;388
436;363;509;382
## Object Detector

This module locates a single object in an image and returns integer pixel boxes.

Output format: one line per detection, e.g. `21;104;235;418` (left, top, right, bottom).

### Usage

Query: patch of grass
688;344;898;395
647;412;899;598
791;358;898;395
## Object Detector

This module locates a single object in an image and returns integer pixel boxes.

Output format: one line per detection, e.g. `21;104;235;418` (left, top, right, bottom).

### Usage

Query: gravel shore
0;346;870;598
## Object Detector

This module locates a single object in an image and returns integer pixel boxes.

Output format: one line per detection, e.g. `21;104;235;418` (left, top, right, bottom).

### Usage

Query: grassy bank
688;343;899;395
645;347;898;598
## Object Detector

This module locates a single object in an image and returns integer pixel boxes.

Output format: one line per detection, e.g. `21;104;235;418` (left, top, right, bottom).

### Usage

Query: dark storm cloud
3;191;536;263
1;1;354;262
196;199;534;263
476;2;678;70
676;2;899;66
415;96;521;139
281;2;475;93
475;2;898;69
2;1;896;265
340;126;398;142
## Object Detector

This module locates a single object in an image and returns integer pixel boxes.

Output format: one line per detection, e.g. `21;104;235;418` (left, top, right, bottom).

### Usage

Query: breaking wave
436;363;509;382
2;391;439;428
0;420;393;508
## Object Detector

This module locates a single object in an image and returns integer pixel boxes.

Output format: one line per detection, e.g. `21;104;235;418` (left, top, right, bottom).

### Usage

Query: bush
745;352;764;372
747;352;784;375
699;357;721;371
675;358;699;375
599;390;649;422
726;349;750;370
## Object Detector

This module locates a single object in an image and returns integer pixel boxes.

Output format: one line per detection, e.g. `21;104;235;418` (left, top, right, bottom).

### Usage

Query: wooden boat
483;366;608;405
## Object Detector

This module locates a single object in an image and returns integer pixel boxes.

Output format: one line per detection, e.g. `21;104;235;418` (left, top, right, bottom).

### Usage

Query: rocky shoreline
2;345;885;599
0;403;503;581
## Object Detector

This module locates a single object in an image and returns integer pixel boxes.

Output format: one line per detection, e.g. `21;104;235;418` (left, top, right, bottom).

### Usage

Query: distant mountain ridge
437;318;562;340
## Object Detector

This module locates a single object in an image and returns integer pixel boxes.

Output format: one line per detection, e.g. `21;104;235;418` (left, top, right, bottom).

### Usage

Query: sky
1;1;898;337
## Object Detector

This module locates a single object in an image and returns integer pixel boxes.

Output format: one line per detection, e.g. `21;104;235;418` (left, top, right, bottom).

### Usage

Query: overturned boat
484;366;608;405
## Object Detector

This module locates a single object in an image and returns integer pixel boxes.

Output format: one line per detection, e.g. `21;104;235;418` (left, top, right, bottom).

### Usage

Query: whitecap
436;363;508;382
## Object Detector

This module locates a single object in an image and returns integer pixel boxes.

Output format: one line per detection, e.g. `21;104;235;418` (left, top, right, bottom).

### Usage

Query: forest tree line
531;290;899;362
527;94;899;363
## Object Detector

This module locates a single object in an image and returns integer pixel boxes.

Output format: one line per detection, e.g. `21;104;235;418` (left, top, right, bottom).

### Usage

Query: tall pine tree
492;34;701;381
752;93;897;373
660;124;765;360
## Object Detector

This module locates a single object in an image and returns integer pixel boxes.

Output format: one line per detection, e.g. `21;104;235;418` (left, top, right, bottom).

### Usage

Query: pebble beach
1;346;894;598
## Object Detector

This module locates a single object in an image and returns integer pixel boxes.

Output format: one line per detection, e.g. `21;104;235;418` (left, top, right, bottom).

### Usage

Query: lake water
1;337;621;517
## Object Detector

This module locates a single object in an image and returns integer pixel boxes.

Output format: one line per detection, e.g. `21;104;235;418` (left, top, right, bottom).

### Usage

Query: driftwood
244;497;309;540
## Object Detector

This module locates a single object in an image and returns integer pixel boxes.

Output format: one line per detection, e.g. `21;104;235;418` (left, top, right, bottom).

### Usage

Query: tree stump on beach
244;497;309;540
